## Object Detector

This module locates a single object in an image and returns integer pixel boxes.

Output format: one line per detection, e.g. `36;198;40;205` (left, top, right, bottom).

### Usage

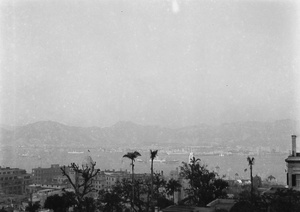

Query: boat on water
166;151;189;155
198;152;220;156
67;151;84;154
162;159;179;164
151;157;166;163
20;153;29;157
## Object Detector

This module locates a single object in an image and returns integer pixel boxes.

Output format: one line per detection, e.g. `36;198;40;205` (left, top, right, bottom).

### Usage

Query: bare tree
61;162;100;212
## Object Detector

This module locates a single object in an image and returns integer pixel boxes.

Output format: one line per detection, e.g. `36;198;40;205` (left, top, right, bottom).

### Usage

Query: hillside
0;120;298;149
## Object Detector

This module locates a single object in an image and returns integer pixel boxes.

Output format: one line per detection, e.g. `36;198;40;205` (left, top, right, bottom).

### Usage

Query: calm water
0;147;288;184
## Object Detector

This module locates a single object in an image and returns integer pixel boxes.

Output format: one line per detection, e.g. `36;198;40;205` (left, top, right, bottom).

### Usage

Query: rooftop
0;167;23;171
162;205;213;212
285;155;300;163
206;199;236;211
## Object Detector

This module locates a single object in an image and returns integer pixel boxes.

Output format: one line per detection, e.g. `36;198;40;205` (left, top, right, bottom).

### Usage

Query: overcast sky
0;0;299;128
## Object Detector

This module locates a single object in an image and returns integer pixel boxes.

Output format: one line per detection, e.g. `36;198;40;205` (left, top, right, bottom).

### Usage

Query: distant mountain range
0;120;298;149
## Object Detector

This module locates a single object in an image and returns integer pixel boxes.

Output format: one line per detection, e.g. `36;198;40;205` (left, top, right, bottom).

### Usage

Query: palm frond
247;156;255;165
123;151;141;161
133;151;141;157
150;149;158;159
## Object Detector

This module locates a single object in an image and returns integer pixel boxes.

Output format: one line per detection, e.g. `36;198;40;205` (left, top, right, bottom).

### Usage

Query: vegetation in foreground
16;154;300;212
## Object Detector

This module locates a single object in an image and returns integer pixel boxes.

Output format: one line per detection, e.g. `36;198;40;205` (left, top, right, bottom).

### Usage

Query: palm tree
247;156;255;202
123;151;141;211
149;150;158;211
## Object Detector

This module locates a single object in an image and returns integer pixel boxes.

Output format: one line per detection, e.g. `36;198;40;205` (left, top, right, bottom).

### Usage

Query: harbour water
0;146;288;184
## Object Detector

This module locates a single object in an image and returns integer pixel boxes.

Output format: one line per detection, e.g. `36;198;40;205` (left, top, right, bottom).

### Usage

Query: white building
285;135;300;190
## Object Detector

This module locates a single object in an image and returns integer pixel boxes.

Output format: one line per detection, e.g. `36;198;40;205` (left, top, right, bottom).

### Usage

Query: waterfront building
0;166;32;195
285;135;300;189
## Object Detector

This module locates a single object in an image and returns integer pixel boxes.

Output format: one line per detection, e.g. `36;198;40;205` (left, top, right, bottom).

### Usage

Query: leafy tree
98;188;124;212
237;185;259;201
213;178;230;198
98;172;170;212
147;172;171;210
150;149;158;211
230;201;254;212
83;196;97;212
235;186;300;211
166;178;182;204
253;175;262;188
153;172;166;199
247;156;255;204
156;196;173;209
99;177;148;212
180;157;228;206
60;162;100;212
264;188;300;212
0;207;7;212
25;202;40;212
123;151;141;210
44;194;65;212
44;193;76;212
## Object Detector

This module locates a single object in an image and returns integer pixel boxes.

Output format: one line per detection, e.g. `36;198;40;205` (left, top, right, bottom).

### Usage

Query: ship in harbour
67;151;84;154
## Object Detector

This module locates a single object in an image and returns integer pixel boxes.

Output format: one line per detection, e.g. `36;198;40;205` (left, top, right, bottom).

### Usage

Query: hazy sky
1;0;299;128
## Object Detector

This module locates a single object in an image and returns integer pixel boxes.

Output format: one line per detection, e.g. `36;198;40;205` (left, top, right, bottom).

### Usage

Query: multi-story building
74;169;130;199
32;164;64;184
285;135;300;190
103;169;130;189
0;166;32;195
77;169;130;193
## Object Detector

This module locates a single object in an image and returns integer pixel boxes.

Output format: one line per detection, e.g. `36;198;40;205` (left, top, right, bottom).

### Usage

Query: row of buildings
0;160;133;198
0;160;137;210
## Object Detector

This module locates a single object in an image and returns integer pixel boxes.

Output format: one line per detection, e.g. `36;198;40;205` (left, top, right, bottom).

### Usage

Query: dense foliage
97;173;172;212
44;193;75;212
180;157;229;206
166;178;182;203
265;188;300;212
25;202;40;212
234;186;300;212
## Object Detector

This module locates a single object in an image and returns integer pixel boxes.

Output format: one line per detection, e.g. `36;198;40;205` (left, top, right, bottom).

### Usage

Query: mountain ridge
0;119;298;149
